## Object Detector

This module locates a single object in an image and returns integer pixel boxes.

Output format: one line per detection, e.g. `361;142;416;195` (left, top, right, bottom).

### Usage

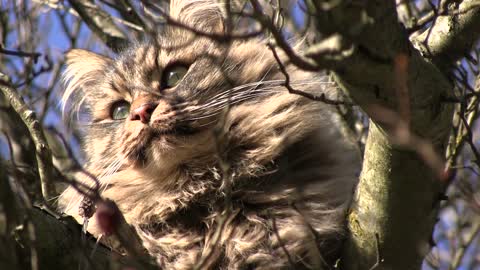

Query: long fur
59;1;361;269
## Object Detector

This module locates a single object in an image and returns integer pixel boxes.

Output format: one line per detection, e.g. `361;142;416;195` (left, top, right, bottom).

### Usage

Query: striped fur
59;1;361;269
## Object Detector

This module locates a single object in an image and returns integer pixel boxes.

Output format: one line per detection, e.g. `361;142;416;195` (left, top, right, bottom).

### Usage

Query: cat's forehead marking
115;44;164;83
111;42;200;96
104;69;132;100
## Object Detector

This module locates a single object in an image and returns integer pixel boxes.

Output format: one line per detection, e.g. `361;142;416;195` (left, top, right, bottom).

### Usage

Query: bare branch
250;0;319;71
140;1;264;43
268;43;353;105
413;0;480;72
450;221;480;269
67;0;129;52
0;48;41;61
0;74;57;203
294;2;455;270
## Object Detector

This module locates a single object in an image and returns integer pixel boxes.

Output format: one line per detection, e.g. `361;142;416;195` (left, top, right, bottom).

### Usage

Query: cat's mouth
125;123;202;165
153;125;199;136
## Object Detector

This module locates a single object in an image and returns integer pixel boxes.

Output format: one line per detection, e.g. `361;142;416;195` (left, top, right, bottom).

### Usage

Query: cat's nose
130;103;157;124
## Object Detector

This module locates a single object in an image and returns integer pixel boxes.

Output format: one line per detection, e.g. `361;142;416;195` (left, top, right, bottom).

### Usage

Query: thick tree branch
309;0;408;60
0;94;40;199
413;0;480;72
19;207;127;270
301;1;455;270
110;0;146;30
0;159;22;269
247;2;456;268
0;158;121;269
0;74;57;203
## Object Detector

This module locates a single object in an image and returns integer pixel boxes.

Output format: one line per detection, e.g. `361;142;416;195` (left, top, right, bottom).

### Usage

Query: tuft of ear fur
62;49;112;119
169;0;225;33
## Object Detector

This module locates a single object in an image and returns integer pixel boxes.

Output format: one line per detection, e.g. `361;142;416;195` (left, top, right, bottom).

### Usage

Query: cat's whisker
172;81;326;120
99;156;126;193
182;112;219;122
181;93;271;122
172;102;195;110
98;155;125;181
176;85;298;122
196;86;258;105
105;157;125;176
181;96;262;118
63;155;122;213
188;87;266;110
175;79;333;117
177;79;289;122
208;88;276;103
201;79;279;100
198;90;273;109
212;81;281;98
207;79;328;103
196;119;217;128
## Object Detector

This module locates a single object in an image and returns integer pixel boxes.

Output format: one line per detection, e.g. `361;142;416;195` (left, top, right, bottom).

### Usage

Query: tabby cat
59;0;361;269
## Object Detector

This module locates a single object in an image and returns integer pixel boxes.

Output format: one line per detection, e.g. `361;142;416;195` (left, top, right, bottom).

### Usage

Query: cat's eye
110;100;131;120
162;64;189;89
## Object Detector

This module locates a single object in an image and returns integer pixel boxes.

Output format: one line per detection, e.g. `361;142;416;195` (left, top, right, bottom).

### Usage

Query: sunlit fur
59;1;361;269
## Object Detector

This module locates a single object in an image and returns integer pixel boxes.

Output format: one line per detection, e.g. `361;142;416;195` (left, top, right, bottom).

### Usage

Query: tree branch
20;207;128;270
0;95;40;199
0;48;41;61
413;0;480;72
67;0;129;52
0;157;124;269
0;159;22;269
300;1;455;269
308;0;408;60
0;74;57;203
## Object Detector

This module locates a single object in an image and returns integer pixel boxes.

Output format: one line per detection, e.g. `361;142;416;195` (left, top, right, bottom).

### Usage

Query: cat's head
63;0;328;179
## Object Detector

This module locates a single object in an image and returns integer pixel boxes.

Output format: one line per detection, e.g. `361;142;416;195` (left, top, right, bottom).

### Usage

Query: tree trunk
304;1;480;269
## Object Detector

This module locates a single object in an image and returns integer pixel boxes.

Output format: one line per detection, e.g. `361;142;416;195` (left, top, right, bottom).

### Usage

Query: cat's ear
64;49;112;81
169;0;225;33
62;49;112;114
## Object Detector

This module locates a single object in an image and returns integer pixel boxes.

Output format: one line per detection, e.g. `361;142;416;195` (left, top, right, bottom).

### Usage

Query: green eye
162;64;189;89
111;101;130;120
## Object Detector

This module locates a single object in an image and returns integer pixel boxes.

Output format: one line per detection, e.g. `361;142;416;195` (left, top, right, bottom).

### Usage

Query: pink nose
129;103;157;124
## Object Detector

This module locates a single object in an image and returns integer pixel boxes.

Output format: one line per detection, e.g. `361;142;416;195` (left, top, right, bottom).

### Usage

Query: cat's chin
122;127;174;165
126;136;189;168
124;123;216;170
152;132;216;168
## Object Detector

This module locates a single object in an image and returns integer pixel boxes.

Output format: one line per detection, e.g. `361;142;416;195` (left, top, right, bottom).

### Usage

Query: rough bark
0;160;125;270
303;1;480;269
21;208;122;270
0;76;57;203
0;93;42;201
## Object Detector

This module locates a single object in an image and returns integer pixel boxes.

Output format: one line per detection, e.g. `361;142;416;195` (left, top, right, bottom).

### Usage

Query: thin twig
250;0;319;71
268;43;353;106
459;107;480;168
450;222;480;270
0;48;41;62
368;233;383;270
140;1;263;43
